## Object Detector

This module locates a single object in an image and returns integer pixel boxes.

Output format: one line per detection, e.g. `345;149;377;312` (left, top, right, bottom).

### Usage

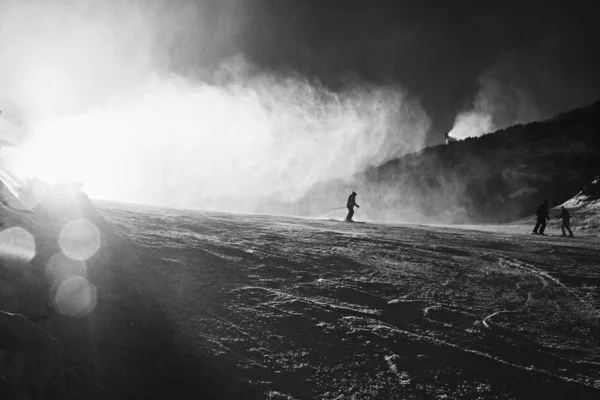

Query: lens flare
46;252;86;283
52;275;97;317
59;218;101;260
0;226;36;263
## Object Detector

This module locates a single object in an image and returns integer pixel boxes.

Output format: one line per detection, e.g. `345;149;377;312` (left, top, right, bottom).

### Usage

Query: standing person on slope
557;206;575;237
532;200;550;235
346;191;359;222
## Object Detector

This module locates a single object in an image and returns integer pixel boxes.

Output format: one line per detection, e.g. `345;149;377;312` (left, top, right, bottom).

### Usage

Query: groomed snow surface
69;201;600;399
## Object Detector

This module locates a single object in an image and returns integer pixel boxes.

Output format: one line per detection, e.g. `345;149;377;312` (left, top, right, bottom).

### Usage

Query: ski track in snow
98;202;600;399
496;256;600;317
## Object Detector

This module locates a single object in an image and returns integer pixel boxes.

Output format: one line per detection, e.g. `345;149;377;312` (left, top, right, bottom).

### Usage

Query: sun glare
2;67;427;209
15;123;90;184
6;111;138;200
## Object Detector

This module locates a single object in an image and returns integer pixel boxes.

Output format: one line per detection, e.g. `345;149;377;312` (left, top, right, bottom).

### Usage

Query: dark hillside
261;100;600;223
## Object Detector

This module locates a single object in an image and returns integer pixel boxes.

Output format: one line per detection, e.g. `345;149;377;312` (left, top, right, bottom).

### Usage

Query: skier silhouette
532;200;550;235
558;206;574;237
346;191;359;221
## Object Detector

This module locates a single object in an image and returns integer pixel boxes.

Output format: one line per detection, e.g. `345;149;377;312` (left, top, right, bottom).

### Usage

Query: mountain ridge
258;100;600;224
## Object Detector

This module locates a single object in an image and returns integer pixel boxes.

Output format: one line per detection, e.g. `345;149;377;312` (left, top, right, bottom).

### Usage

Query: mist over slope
0;0;430;208
257;101;600;224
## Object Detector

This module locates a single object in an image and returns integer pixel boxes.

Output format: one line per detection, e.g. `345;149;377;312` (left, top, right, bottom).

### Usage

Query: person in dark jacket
532;200;550;235
558;206;574;237
346;191;359;221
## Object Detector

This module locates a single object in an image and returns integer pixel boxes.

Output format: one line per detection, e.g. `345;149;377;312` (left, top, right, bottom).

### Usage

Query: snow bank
1;179;108;397
557;177;600;231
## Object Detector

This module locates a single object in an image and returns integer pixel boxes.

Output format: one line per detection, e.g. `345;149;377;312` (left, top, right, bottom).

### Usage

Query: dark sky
174;0;600;145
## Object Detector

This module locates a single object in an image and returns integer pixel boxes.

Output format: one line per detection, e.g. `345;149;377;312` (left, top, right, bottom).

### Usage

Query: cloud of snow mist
0;0;168;122
448;66;541;140
0;0;429;211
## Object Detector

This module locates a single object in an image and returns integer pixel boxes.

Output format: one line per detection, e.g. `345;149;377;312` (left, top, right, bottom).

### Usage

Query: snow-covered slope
558;177;600;231
2;195;600;398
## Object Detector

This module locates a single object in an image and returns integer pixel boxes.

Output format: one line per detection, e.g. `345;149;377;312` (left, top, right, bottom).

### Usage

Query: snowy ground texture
82;201;600;399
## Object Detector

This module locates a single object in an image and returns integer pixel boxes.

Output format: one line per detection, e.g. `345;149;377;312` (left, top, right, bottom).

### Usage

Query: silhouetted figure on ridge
532;200;550;235
346;191;359;222
558;206;574;237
